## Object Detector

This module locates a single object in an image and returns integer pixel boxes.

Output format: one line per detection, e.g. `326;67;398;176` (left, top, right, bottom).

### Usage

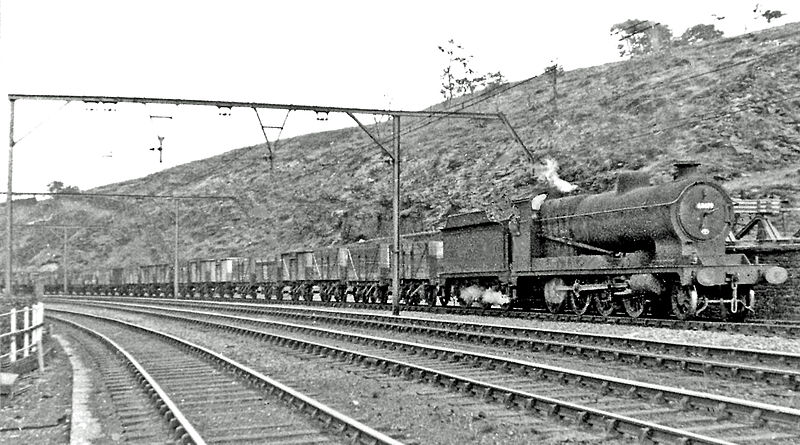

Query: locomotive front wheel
622;295;647;318
594;291;619;317
543;278;568;314
569;290;592;316
671;285;698;320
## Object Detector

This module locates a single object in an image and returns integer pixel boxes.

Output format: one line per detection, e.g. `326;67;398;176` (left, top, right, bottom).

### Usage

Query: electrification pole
391;115;401;316
6;94;533;312
174;198;179;299
62;228;68;293
6;99;15;298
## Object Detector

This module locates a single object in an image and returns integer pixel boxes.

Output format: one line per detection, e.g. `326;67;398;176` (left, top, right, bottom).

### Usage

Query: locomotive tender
60;167;788;321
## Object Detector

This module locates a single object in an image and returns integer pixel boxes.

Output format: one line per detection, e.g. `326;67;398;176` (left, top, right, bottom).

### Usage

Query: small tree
48;181;81;195
610;19;673;57
761;9;785;23
543;63;564;116
438;39;504;101
679;24;724;45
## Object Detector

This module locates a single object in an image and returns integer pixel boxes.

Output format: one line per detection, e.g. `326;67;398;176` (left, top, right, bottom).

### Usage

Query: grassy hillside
12;22;800;273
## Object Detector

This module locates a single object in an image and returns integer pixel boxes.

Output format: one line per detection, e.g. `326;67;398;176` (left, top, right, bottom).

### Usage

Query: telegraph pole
6;99;14;298
62;228;68;293
391;115;401;316
174;198;179;299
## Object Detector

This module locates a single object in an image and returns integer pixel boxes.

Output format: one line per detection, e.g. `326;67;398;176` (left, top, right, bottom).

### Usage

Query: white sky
0;0;796;196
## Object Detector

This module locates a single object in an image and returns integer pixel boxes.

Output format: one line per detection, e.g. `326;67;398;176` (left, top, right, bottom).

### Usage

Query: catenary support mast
7;94;532;314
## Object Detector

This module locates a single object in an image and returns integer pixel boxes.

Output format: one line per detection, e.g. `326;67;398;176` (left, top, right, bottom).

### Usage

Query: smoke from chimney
534;159;578;193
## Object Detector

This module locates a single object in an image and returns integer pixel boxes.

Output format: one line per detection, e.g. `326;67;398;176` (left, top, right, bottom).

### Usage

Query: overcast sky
0;0;796;196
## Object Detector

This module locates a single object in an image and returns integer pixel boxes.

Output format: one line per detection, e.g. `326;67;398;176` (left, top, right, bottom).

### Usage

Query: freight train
50;167;788;321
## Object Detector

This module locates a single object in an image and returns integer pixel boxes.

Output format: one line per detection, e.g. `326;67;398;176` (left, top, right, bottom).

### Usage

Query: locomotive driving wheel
622;295;647;318
543;278;569;314
670;285;698;320
594;289;619;317
569;284;592;316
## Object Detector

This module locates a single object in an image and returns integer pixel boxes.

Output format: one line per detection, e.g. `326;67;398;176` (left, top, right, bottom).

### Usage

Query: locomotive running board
541;235;616;256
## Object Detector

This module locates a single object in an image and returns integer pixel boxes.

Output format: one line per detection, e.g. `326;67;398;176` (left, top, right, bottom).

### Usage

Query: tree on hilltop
610;19;673;57
752;4;786;24
47;181;81;195
679;24;724;45
438;39;504;101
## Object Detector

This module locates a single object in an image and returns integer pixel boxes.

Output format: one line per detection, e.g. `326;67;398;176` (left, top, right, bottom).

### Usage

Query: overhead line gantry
7;94;533;315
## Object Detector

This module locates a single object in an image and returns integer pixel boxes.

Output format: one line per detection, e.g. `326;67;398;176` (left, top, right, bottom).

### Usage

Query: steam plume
459;285;510;307
535;159;578;193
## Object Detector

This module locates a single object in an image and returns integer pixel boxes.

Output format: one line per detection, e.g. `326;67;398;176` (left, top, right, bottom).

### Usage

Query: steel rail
160;300;800;368
195;303;800;388
44;295;800;338
49;315;206;445
272;306;800;367
49;306;740;444
56;301;800;430
56;297;800;371
56;298;800;388
247;297;800;338
48;308;404;445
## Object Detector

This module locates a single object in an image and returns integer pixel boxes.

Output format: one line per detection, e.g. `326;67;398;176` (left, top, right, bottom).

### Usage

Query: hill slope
13;22;800;273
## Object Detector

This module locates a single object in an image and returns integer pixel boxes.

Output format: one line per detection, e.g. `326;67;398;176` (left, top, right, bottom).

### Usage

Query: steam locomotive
58;166;788;321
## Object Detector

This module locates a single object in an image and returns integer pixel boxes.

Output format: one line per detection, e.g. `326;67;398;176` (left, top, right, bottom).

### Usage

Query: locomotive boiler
441;168;788;320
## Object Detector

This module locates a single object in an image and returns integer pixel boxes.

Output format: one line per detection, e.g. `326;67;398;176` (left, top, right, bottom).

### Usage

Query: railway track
159;301;800;388
53;294;800;338
264;299;800;338
50;300;800;444
53;298;800;391
50;307;617;444
49;311;403;445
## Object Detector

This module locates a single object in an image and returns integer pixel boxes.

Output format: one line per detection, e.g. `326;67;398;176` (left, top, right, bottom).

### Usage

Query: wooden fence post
35;303;44;372
23;306;30;358
9;308;16;363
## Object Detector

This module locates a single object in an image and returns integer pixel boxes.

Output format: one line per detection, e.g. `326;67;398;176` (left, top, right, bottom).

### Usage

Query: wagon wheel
719;287;753;322
319;284;331;302
378;285;389;304
424;285;437;307
593;290;619;317
354;286;366;303
569;288;592;316
670;285;697;320
439;284;452;306
622;295;648;318
543;278;568;314
333;285;345;302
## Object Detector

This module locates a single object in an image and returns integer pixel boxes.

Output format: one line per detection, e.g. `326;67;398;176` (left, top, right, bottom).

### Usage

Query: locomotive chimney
674;161;700;179
616;171;651;194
